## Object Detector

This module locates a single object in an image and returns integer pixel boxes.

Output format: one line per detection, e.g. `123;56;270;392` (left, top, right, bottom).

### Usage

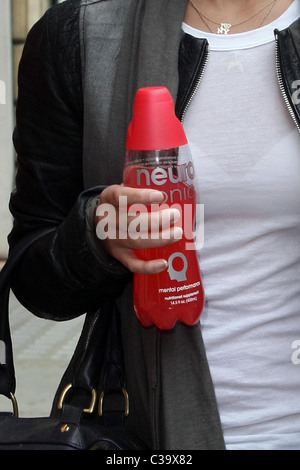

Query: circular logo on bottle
167;252;188;282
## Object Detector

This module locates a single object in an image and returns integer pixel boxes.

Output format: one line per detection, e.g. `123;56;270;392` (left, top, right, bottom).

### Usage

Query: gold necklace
187;0;278;34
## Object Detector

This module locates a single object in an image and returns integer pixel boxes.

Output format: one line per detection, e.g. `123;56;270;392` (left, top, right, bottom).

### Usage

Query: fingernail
155;259;168;270
173;227;183;239
149;191;164;203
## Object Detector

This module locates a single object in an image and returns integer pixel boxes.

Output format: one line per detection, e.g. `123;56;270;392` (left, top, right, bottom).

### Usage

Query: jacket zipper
180;44;210;122
275;33;300;134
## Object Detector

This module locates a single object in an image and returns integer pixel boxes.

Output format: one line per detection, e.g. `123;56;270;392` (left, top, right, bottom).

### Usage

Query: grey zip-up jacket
8;0;300;449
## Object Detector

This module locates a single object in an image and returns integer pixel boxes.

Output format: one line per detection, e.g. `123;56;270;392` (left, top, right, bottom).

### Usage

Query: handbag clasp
0;392;19;417
10;392;19;417
57;383;97;414
98;387;129;417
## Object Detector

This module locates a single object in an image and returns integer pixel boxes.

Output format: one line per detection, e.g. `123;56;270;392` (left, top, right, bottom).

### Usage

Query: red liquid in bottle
123;164;205;330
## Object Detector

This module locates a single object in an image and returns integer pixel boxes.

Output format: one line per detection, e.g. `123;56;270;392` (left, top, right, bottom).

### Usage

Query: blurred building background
0;0;65;263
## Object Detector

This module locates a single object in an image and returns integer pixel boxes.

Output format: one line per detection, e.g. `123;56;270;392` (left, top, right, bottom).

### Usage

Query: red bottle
123;86;205;329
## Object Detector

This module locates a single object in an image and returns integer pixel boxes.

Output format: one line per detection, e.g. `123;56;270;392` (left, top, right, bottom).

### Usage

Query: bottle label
124;162;204;329
124;161;195;205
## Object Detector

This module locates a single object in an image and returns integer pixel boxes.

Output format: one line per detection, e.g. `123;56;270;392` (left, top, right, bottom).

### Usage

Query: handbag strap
0;228;54;404
0;228;128;421
51;297;128;423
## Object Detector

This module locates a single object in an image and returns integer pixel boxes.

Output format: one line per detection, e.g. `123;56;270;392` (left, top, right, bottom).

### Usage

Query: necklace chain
187;0;278;34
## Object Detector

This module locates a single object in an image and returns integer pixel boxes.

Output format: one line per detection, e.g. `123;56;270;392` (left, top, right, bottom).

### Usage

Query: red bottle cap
125;86;188;150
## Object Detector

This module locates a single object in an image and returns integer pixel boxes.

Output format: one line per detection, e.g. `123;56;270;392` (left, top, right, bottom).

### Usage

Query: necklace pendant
217;23;231;34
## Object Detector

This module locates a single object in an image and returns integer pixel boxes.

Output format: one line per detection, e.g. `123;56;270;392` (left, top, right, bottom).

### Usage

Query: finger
100;184;165;206
116;248;168;274
126;207;181;233
125;226;183;248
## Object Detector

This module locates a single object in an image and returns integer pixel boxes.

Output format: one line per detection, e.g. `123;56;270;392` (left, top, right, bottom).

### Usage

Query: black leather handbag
0;230;146;450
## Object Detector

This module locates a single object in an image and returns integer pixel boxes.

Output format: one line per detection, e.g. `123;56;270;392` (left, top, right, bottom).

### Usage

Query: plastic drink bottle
123;86;205;329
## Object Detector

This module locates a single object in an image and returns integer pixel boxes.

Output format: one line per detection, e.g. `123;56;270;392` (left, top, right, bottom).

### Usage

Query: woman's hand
94;184;183;274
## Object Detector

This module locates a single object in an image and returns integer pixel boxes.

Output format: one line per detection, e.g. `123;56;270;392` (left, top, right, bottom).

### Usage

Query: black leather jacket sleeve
8;1;131;320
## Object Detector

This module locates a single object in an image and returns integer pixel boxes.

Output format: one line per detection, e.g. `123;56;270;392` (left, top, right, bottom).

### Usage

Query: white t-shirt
182;0;300;450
